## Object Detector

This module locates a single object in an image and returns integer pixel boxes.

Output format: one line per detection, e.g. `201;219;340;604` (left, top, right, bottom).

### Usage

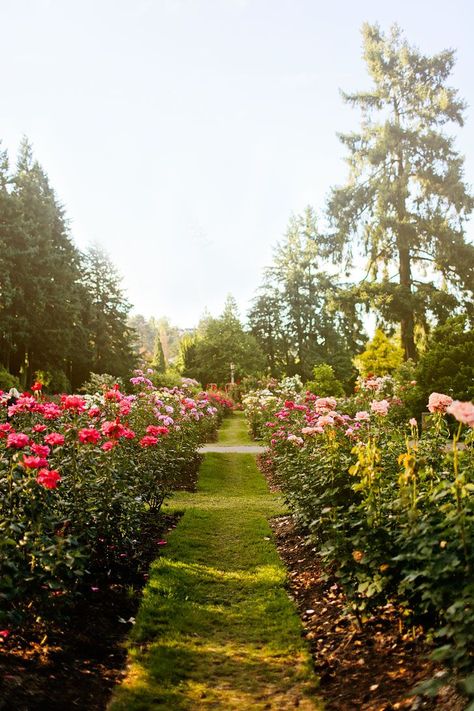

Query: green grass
109;416;321;710
216;411;255;445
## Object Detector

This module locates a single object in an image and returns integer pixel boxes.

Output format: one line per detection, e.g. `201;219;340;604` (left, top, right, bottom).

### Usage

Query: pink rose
371;400;390;416
427;392;453;414
44;432;65;446
31;444;50;458
23;455;49;469
446;400;474;428
102;440;117;451
60;395;87;412
6;433;30;449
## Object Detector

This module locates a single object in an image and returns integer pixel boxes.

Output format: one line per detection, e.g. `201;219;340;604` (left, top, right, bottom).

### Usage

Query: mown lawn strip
110;416;321;710
216;410;255;446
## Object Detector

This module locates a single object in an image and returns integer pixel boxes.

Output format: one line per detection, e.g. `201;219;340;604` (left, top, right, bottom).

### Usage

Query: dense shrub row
0;371;233;627
244;378;474;698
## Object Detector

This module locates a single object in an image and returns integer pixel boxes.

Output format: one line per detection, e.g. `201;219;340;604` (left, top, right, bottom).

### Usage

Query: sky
2;0;474;328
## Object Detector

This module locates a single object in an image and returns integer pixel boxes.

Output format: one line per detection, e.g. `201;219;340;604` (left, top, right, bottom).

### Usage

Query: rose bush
0;371;232;626
245;380;474;693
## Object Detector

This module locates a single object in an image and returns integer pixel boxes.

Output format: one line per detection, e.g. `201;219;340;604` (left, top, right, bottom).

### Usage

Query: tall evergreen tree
248;283;288;377
1;138;84;386
151;330;166;373
250;208;364;383
81;245;137;378
327;24;474;360
0;143;20;374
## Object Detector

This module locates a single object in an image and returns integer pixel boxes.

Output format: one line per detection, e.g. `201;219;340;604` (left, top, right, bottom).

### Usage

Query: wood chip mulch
271;514;465;711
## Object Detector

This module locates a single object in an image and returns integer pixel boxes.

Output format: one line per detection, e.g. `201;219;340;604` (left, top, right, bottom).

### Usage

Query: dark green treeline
0;138;136;391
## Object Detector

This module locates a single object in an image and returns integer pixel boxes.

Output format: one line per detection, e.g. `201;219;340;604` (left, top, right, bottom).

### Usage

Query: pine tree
249;208;364;383
328;24;474;360
151;330;166;373
3;138;84;386
81;245;136;378
0;143;20;373
249;283;287;377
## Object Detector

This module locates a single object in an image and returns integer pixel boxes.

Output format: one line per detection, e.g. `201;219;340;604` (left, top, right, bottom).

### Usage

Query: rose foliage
244;378;474;696
0;371;233;625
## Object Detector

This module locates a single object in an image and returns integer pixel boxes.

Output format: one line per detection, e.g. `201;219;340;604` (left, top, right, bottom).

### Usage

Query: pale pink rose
301;426;323;435
355;411;370;422
371;399;390;416
427;392;453;414
318;415;335;427
446;400;474;428
314;397;337;413
287;434;304;446
409;418;418;427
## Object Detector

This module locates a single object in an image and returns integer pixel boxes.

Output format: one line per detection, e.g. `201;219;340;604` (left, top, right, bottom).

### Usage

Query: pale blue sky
2;0;473;326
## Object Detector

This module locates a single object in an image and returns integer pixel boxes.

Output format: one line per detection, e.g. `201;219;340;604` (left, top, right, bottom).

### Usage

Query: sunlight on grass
216;411;255;446
109;440;322;710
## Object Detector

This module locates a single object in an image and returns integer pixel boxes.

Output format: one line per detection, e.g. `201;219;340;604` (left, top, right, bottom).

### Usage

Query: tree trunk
398;242;417;361
394;102;417;363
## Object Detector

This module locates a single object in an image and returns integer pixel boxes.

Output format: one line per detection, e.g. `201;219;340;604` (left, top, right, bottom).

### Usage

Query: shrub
306;364;345;397
0;367;21;392
354;328;403;377
0;372;220;627
416;316;474;402
244;380;474;699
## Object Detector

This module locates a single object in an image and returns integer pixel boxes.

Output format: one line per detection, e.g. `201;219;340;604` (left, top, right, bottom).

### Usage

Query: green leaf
459;674;474;696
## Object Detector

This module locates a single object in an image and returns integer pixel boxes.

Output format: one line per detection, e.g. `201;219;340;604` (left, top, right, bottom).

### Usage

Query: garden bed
271;515;465;711
0;511;181;711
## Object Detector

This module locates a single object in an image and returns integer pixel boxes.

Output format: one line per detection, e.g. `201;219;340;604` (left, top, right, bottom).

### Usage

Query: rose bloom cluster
0;377;223;490
0;375;229;625
248;386;474;454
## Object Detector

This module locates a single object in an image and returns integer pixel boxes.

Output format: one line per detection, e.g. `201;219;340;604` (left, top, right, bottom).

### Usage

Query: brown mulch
271;514;465;711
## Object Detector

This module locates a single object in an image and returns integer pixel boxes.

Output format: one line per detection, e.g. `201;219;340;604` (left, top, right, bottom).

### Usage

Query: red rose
23;455;49;469
78;428;101;444
139;435;158;447
146;425;170;436
44;432;65;446
36;469;61;489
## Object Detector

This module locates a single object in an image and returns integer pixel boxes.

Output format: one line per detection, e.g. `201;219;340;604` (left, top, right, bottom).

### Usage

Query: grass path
215;410;255;445
110;414;321;710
